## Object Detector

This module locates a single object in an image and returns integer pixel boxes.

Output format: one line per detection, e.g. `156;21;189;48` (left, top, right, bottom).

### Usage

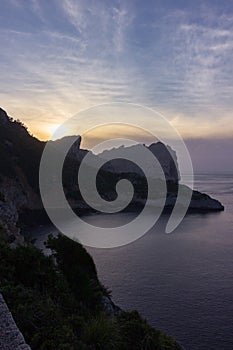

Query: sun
47;123;69;140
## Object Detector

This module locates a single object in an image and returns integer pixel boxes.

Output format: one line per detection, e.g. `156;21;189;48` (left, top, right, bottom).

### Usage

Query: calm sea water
34;174;233;349
87;174;233;350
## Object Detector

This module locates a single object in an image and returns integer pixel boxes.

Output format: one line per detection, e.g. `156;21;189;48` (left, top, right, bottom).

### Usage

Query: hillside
0;234;183;350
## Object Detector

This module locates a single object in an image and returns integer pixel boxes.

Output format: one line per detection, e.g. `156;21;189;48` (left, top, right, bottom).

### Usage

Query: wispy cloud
62;0;87;33
0;0;233;141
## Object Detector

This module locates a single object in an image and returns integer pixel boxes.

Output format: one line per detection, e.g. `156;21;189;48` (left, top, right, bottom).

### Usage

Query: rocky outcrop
102;296;122;318
0;199;22;245
99;142;180;182
48;135;82;160
0;294;31;350
165;185;224;211
0;174;42;244
190;190;224;211
0;177;27;244
149;142;180;182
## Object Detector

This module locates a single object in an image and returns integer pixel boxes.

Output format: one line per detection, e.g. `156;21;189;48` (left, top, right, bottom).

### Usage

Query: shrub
0;236;182;350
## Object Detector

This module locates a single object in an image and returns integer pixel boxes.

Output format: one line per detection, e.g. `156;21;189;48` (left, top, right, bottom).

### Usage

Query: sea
34;174;233;350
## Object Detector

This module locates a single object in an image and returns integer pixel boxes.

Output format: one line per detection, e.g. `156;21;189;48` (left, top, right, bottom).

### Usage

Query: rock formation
0;294;31;350
0;107;224;244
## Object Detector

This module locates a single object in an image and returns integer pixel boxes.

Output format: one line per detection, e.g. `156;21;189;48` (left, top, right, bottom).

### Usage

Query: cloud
62;0;87;33
0;0;233;144
167;10;233;112
112;4;134;53
30;0;44;21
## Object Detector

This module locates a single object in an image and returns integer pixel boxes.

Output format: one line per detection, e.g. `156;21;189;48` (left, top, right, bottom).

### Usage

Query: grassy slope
0;234;182;350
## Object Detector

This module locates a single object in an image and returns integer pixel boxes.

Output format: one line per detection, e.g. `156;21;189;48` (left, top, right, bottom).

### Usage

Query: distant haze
81;133;233;174
184;138;233;174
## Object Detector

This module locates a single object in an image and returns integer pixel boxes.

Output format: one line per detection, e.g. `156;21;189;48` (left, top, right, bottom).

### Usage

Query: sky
0;0;233;172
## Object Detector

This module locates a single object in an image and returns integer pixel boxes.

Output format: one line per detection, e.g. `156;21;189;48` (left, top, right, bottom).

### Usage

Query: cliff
0;108;43;243
0;107;224;245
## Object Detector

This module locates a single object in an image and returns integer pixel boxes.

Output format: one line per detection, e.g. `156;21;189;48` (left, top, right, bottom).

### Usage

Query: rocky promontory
0;107;224;245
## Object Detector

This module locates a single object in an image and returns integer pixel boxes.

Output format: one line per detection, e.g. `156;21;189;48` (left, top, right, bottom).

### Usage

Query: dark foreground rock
0;294;31;350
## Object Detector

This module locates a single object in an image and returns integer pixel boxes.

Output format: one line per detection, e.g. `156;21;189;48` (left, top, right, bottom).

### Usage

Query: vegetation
0;234;181;350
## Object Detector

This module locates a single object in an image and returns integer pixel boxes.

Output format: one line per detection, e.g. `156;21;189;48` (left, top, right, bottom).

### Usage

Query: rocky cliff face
0;175;42;245
0;293;31;350
0;188;23;245
0;109;43;243
0;109;88;243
